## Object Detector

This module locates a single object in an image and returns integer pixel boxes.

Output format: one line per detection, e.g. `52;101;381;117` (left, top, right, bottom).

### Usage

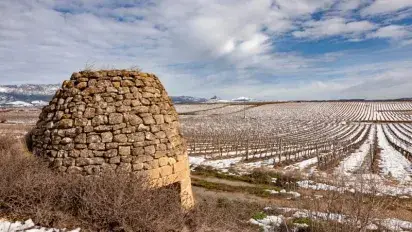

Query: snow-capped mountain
0;84;209;107
170;96;208;103
0;84;59;107
231;96;255;102
207;96;258;103
0;84;59;96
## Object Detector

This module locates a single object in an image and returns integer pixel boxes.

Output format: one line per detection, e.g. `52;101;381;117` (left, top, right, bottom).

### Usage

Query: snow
0;219;80;232
231;96;254;102
265;189;301;198
335;125;375;175
188;156;206;167
265;189;279;194
276;207;412;231
284;156;317;170
5;101;33;107
288;191;301;198
293;223;309;229
379;218;412;231
0;87;11;93
297;180;343;192
291;209;345;223
249;215;284;231
384;125;412;154
377;125;412;183
297;177;412;197
31;100;48;106
189;156;243;172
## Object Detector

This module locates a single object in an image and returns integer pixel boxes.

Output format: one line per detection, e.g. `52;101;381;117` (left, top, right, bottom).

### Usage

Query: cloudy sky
1;0;412;100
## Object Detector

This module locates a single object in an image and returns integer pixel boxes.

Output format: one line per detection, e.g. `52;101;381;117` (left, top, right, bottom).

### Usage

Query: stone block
158;157;169;167
104;149;118;158
109;156;121;164
101;132;113;143
113;134;127;143
109;113;123;124
119;146;131;156
144;145;156;155
87;134;101;143
160;165;173;177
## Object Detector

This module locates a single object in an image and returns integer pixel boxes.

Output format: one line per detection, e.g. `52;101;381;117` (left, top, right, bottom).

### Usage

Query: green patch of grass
191;178;278;198
293;217;312;225
192;166;298;189
252;211;267;220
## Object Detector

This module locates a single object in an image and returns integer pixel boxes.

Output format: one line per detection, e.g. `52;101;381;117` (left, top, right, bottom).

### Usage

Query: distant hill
0;84;209;107
231;96;255;102
170;96;208;104
0;84;59;107
0;84;409;107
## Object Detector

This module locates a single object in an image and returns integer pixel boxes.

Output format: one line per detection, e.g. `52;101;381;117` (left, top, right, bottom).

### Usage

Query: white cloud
367;25;412;39
0;0;411;100
210;61;412;100
273;0;335;17
238;34;270;55
336;0;365;11
292;17;376;39
340;69;412;99
401;39;412;46
361;0;412;15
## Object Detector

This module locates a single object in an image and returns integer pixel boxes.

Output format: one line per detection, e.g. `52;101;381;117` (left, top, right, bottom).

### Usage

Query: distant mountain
170;96;208;103
0;84;208;107
231;96;255;102
0;84;59;96
0;84;59;107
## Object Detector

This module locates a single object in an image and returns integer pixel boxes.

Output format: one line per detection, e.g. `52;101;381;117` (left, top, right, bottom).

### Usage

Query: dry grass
0;136;261;232
296;175;398;232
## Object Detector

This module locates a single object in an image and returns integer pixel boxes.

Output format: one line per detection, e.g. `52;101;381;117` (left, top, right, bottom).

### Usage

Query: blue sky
0;0;411;100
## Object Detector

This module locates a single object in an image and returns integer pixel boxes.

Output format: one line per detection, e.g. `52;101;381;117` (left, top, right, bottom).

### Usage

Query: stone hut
31;70;193;207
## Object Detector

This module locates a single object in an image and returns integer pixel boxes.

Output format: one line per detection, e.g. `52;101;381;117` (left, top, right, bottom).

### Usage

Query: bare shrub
129;65;142;72
83;60;96;71
24;130;33;152
186;197;261;232
298;174;395;232
0;136;260;231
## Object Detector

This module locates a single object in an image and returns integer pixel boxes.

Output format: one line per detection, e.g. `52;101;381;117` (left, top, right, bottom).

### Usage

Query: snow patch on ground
273;207;412;232
0;219;80;232
189;156;243;172
297;176;412;197
379;218;412;231
335;125;375;175
284;157;317;170
249;215;284;232
377;125;412;183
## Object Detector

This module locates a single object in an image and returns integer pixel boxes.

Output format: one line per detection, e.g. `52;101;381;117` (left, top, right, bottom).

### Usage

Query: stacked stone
31;70;193;207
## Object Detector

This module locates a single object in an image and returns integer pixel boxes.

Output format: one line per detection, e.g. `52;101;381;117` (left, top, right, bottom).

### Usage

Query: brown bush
0;136;260;232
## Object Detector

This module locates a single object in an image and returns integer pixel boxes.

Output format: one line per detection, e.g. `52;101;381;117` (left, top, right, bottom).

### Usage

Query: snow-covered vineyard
3;102;411;188
1;102;412;231
180;102;412;195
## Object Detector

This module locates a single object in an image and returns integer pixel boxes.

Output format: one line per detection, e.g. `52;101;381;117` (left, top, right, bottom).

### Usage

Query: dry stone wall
31;70;193;207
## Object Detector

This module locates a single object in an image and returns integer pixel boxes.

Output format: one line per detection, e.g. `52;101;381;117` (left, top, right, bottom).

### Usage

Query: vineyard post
279;138;282;163
245;139;249;160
